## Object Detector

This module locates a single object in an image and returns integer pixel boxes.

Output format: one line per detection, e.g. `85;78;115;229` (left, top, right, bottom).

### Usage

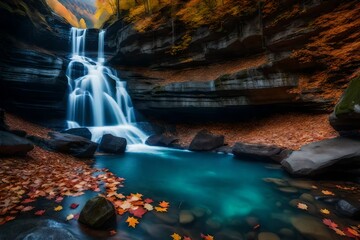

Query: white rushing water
66;28;147;144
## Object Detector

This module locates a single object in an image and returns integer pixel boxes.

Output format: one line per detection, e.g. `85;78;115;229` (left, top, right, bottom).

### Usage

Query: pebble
179;210;195;225
205;217;223;230
258;232;280;240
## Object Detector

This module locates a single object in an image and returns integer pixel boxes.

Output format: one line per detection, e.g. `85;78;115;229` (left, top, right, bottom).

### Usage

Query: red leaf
34;210;46;216
323;218;338;229
70;203;79;209
22;198;35;204
144;198;154;204
73;213;80;220
130;207;147;218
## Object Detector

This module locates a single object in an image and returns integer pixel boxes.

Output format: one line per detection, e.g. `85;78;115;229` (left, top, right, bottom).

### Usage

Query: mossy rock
335;76;360;116
330;76;360;131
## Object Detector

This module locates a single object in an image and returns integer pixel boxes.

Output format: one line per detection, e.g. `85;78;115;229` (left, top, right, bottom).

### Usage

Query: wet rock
330;76;360;131
99;134;127;154
281;137;360;176
47;132;98;158
145;134;178;147
0;131;34;156
279;228;294;238
245;217;259;227
288;180;314;190
258;232;280;240
20;227;78;240
179;210;195;225
245;231;256;240
191;206;212;218
79;196;116;229
278;187;298;193
189;130;224;151
336;199;360;219
9;129;27;138
0;108;9;131
300;193;315;203
153;211;178;225
206;217;223;230
215;229;243;240
141;223;177;239
62;128;92;140
291;216;334;240
263;178;289;187
233;143;288;162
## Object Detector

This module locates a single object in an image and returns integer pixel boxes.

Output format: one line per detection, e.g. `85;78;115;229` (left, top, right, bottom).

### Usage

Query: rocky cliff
0;0;71;118
106;0;360;119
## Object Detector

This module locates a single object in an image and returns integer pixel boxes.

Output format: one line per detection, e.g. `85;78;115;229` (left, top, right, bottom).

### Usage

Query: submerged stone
179;210;195;225
258;232;280;240
79;196;116;229
291;216;333;240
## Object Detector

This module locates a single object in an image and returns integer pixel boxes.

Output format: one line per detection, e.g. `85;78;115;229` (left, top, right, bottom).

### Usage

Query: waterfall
66;27;147;144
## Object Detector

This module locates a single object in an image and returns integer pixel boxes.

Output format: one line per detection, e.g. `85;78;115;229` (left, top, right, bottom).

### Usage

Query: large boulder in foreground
99;134;127;154
47;132;98;158
79;196;116;229
0;131;34;156
61;128;92;140
145;134;178;147
232;142;289;162
281;137;360;176
330;76;360;131
189;130;224;151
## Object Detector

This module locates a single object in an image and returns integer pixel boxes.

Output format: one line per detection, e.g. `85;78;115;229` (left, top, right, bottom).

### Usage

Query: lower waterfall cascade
66;27;147;144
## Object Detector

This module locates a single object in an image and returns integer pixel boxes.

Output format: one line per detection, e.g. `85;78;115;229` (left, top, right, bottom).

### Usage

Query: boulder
79;196;116;229
336;199;360;219
0;108;9;131
61;128;92;140
145;134;178;147
99;134;127;154
189;130;224;151
281;137;360;176
9;129;27;138
47;132;98;158
232;142;289;162
0;131;34;156
330;76;360;131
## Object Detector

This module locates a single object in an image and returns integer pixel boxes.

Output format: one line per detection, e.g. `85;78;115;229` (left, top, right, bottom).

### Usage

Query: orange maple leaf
155;207;168;212
159;201;170;208
126;216;139;228
321;190;335;196
171;233;182;240
297;202;308;210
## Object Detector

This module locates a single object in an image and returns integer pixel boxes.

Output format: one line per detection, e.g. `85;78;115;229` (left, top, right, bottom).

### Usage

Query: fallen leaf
171;233;182;240
333;228;346;236
130;207;147;218
55;197;63;203
144;203;153;211
323;218;338;229
34;210;46;216
54;205;63;211
159;201;169;208
155;207;167;212
184;237;192;240
320;209;330;215
297;202;308;210
66;214;74;221
109;230;117;236
22;198;35;204
126;216;139;228
70;203;79;209
201;234;214;240
321;190;335;196
144;198;154;204
345;227;360;237
21;206;34;212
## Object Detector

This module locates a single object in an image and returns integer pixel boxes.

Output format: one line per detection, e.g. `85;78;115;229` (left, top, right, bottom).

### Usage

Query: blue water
92;146;308;240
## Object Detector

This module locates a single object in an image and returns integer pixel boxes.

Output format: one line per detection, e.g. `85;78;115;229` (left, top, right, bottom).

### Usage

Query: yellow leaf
126;216;139;228
333;228;346;236
155;207;167;212
297;202;308;210
66;214;74;221
54;205;63;211
144;203;153;211
321;190;335;196
320;208;330;215
171;233;182;240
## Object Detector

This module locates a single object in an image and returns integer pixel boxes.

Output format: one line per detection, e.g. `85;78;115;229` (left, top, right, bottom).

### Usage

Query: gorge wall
0;0;359;123
106;0;360;120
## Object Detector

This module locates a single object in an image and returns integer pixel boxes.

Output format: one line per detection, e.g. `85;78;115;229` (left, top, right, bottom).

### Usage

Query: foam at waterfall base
88;125;147;144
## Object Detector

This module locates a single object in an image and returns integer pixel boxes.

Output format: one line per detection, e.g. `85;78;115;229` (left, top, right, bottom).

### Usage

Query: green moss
335;76;360;116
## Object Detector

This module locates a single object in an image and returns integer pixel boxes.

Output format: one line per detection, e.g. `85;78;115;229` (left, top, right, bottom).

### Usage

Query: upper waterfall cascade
66;28;147;144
